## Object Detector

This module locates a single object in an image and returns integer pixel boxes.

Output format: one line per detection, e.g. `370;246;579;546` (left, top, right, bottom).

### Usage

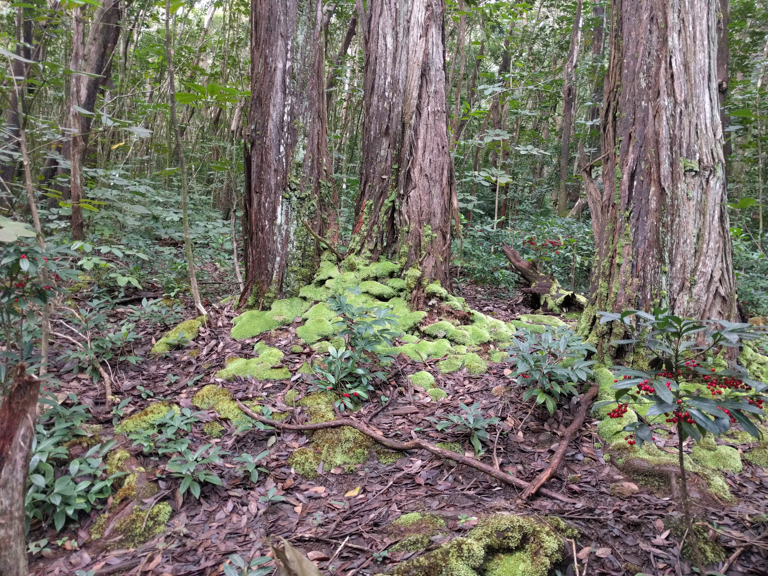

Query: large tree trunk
0;364;40;576
579;0;737;341
239;0;334;309
351;0;456;307
556;0;584;217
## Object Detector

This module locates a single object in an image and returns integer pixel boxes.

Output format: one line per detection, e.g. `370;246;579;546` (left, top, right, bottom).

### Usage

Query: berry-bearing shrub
595;309;767;572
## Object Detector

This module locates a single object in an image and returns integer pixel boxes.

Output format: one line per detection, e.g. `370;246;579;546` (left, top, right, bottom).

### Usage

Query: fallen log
501;245;587;313
236;400;579;504
520;383;599;500
0;364;41;576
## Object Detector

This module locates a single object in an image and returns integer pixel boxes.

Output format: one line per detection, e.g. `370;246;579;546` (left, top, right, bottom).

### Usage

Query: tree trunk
351;0;456;307
579;0;737;341
0;364;40;576
239;0;334;309
556;0;584;217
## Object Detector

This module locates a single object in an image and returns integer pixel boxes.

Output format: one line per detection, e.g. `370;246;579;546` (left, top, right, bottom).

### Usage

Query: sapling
595;309;767;572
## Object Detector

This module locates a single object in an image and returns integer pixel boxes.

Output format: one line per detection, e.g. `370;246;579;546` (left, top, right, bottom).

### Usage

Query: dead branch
236;400;579;504
520;383;599;499
0;364;40;576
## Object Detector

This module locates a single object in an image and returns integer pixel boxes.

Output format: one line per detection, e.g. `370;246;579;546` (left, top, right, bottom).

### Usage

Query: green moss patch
387;514;576;576
115;402;179;434
151;316;205;354
216;342;290;380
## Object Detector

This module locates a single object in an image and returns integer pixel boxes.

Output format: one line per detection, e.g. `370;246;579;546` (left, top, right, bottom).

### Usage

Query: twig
721;547;745;572
235;401;580;504
520;383;599;500
302;219;343;262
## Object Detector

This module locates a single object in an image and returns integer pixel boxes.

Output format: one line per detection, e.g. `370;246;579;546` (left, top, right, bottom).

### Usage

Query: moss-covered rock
384;514;576;576
151;316;205;354
115;402;179;434
90;502;171;549
192;385;252;426
216;342;290;380
231;298;310;340
408;371;436;389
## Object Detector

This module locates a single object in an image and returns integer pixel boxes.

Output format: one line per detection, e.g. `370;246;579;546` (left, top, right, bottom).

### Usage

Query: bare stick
520;383;599;499
236;400;579;504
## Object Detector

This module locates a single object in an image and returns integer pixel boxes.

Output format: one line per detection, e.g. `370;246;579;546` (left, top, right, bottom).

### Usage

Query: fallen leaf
344;486;361;497
595;547;612;558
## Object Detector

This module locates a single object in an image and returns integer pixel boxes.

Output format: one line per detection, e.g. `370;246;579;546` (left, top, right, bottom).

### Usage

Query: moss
670;520;726;565
192;385;252;426
231;298;310;340
438;353;488;375
386;278;407;291
387;514;573;576
428;388;449;401
290;345;305;353
106;449;131;477
302;302;338;322
151;316;205;354
510;320;546;334
691;442;742;473
203;422;225;438
299;284;331;302
746;444;768;467
288;448;322;478
518;314;566;327
409;370;436;389
115;402;179;434
297;317;336;344
91;502;171;549
216;343;290;381
359;280;397;299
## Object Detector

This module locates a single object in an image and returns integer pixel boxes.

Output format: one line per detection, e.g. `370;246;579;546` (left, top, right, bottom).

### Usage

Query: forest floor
28;278;768;576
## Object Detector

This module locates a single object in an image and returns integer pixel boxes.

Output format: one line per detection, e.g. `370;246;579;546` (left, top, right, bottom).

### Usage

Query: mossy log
501;245;586;313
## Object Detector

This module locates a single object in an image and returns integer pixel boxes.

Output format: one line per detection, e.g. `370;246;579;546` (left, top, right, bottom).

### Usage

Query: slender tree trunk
239;0;334;309
351;0;456;306
165;0;206;317
556;0;584;217
579;0;737;342
0;364;40;576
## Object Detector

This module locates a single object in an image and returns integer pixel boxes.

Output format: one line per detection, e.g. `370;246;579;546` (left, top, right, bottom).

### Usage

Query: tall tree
350;0;456;306
579;0;737;340
556;0;584;217
239;0;334;309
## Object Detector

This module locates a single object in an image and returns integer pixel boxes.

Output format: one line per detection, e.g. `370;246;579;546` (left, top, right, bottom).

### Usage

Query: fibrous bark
580;0;737;340
0;364;40;576
240;0;335;309
351;0;456;306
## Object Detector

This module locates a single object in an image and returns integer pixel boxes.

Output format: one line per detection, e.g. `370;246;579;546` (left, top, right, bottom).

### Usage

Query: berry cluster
607;403;628;419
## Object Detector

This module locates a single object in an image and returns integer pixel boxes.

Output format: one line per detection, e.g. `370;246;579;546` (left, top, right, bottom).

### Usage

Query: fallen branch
302;219;343;262
236;400;579;504
500;245;585;313
520;384;599;500
0;364;41;576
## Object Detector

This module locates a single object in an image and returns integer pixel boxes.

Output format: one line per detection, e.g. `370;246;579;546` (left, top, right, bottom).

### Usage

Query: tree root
235;401;580;504
520;383;599;499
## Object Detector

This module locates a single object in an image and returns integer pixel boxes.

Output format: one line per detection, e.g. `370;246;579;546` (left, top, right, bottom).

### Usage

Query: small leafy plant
596;309;767;572
312;288;401;411
505;325;596;413
433;403;499;455
166;444;227;499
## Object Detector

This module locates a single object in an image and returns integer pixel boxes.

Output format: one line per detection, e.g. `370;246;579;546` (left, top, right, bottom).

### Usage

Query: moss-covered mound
381;514;577;576
151;316;206;354
216;342;290;380
115;402;179;434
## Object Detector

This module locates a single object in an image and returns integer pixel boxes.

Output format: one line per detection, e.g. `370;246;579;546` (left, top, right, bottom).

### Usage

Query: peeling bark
240;0;334;309
351;0;456;305
580;0;737;340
